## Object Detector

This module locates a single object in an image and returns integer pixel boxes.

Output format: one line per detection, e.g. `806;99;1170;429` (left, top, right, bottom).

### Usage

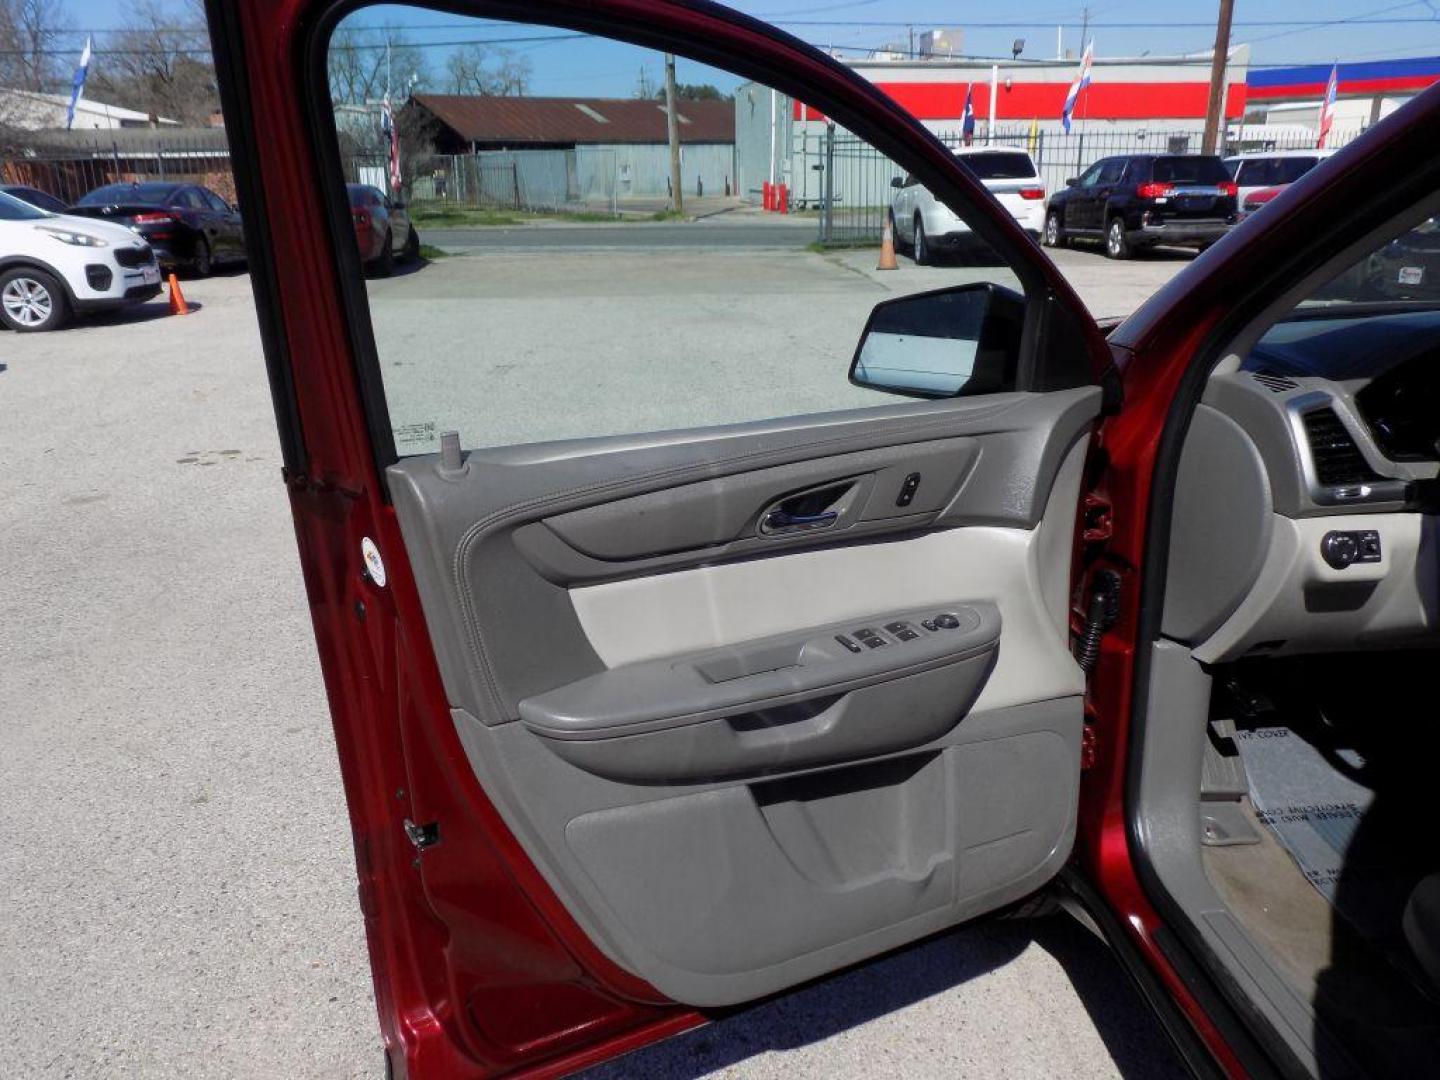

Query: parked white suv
1222;149;1337;205
0;190;163;332
889;147;1045;264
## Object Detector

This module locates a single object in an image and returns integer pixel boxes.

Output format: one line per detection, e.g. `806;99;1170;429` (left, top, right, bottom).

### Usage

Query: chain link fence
814;124;1369;247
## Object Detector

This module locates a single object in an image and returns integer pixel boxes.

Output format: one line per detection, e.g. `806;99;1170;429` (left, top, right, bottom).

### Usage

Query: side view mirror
1065;177;1079;187
890;176;903;189
849;283;1024;399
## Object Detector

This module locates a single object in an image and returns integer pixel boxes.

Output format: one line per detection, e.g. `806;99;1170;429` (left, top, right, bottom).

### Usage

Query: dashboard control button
1357;530;1382;562
895;628;919;641
884;621;911;634
920;619;938;632
863;636;887;649
1321;531;1359;569
834;634;862;654
933;613;961;630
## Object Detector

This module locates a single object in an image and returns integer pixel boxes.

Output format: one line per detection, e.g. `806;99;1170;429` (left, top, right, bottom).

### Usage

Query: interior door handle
761;508;838;533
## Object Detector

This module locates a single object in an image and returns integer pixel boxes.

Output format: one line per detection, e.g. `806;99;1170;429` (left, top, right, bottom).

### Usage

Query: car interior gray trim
1135;640;1358;1078
538;438;980;568
1162;405;1274;643
519;605;998;783
387;386;1100;725
1203;373;1411;519
451;694;1081;1005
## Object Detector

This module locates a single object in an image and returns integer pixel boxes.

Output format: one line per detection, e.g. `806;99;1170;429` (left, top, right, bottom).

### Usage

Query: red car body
203;0;1440;1076
1237;185;1285;220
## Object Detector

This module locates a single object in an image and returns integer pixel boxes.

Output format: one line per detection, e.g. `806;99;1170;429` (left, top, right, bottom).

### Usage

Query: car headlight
37;226;109;248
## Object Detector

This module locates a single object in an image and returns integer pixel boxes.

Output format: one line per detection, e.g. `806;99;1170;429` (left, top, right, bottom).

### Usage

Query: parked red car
347;183;419;275
208;0;1440;1077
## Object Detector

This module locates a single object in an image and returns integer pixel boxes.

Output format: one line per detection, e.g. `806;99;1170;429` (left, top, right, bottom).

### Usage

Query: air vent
1251;371;1298;393
1301;406;1381;486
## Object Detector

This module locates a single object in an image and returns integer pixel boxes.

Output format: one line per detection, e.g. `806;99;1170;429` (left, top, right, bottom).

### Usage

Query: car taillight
130;211;174;224
1018;187;1045;200
1218;180;1238;197
1136;182;1175;199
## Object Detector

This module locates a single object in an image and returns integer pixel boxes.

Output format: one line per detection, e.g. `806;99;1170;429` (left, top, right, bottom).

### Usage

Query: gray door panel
387;386;1098;1006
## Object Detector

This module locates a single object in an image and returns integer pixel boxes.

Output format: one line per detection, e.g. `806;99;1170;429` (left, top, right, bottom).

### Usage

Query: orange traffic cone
167;273;190;316
877;216;898;271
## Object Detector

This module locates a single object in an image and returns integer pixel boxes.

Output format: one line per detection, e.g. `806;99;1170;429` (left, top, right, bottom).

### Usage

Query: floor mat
1233;726;1415;946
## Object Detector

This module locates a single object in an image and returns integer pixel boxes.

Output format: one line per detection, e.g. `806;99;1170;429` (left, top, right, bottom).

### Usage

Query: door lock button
834;634;862;654
895;472;922;507
933;613;961;629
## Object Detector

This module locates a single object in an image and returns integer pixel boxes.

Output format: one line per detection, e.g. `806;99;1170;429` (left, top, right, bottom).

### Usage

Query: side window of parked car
201;189;230;213
174;189;204;210
321;8;1058;456
1077;162;1106;188
1096;160;1126;187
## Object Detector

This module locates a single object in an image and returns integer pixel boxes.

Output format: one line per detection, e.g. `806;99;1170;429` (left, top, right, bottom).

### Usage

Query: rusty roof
410;95;734;145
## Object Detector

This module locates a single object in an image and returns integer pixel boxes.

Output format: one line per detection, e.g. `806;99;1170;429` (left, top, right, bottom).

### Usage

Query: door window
201;189;231;213
1077;162;1107;188
1096;160;1126;186
172;188;206;210
322;7;1068;456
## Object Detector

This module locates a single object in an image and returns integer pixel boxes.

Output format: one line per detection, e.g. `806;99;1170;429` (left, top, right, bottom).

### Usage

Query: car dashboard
1162;307;1440;661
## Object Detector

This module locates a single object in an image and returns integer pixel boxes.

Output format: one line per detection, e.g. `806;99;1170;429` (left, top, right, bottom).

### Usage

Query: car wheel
0;267;69;332
1043;210;1066;248
376;231;396;277
403;226;421;262
192;237;213;277
1105;217;1130;260
887;209;905;254
914;215;930;266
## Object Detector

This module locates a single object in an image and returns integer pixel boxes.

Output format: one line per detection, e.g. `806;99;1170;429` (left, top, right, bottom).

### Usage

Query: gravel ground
0;242;1188;1080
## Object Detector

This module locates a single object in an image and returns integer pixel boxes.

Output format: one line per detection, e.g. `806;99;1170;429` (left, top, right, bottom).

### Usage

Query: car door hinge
403;819;440;852
1081;492;1113;543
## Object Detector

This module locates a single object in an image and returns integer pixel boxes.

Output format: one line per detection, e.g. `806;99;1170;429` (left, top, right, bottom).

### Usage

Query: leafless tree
443;43;530;96
0;0;69;147
87;0;217;125
328;23;430;105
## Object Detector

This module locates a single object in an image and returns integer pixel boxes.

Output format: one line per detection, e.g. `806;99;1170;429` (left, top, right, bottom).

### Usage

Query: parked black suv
1043;154;1237;259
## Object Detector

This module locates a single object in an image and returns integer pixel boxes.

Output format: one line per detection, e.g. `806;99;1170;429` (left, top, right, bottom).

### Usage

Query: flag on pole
1317;64;1339;148
65;35;92;130
381;96;401;191
961;85;975;146
1060;39;1094;134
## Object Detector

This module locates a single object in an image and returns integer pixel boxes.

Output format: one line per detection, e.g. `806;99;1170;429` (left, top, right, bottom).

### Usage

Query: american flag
382;96;401;191
1317;64;1339;149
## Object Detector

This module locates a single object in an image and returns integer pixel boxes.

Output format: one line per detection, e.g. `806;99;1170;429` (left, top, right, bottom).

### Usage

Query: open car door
206;0;1113;1074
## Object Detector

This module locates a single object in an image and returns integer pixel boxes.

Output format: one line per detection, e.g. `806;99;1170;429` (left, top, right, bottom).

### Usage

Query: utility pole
664;52;684;214
1201;0;1235;155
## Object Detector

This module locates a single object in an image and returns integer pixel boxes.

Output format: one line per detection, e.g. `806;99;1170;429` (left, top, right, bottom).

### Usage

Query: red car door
202;0;1363;1076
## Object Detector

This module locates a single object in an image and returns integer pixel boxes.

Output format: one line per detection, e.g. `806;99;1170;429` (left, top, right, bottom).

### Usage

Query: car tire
376;231;396;277
402;226;420;262
914;215;931;266
192;237;213;277
1105;216;1131;260
1043;210;1066;248
0;266;70;332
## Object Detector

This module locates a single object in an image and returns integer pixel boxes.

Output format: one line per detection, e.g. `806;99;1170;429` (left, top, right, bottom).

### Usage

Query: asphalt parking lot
0;233;1190;1079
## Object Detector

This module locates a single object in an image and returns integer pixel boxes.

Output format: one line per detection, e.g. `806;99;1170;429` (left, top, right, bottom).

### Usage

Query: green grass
417;244;451;260
554;210;623;223
410;207;522;227
649;209;687;221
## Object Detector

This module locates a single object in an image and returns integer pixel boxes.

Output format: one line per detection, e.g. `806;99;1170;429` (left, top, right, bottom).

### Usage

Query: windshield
76;183;175;206
1303;216;1440;306
958;152;1037;180
0;191;51;220
1152;156;1230;185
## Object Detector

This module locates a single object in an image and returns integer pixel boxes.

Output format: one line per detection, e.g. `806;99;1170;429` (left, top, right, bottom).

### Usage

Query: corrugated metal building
406;95;737;199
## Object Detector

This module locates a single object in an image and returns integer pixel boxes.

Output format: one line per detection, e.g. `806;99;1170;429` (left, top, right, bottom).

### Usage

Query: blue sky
56;0;1440;97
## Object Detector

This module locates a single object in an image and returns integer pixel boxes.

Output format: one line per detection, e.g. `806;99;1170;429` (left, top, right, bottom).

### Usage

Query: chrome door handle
761;509;838;533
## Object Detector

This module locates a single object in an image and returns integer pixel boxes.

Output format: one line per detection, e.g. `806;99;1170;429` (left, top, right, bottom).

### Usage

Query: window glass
325;8;1033;455
173;189;205;209
1077;162;1106;187
201;189;230;212
0;191;48;220
1298;214;1440;306
958;152;1036;180
1152;156;1229;185
1096;160;1125;185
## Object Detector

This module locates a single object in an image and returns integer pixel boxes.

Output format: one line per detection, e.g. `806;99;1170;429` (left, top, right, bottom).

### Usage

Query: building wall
592;142;736;199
